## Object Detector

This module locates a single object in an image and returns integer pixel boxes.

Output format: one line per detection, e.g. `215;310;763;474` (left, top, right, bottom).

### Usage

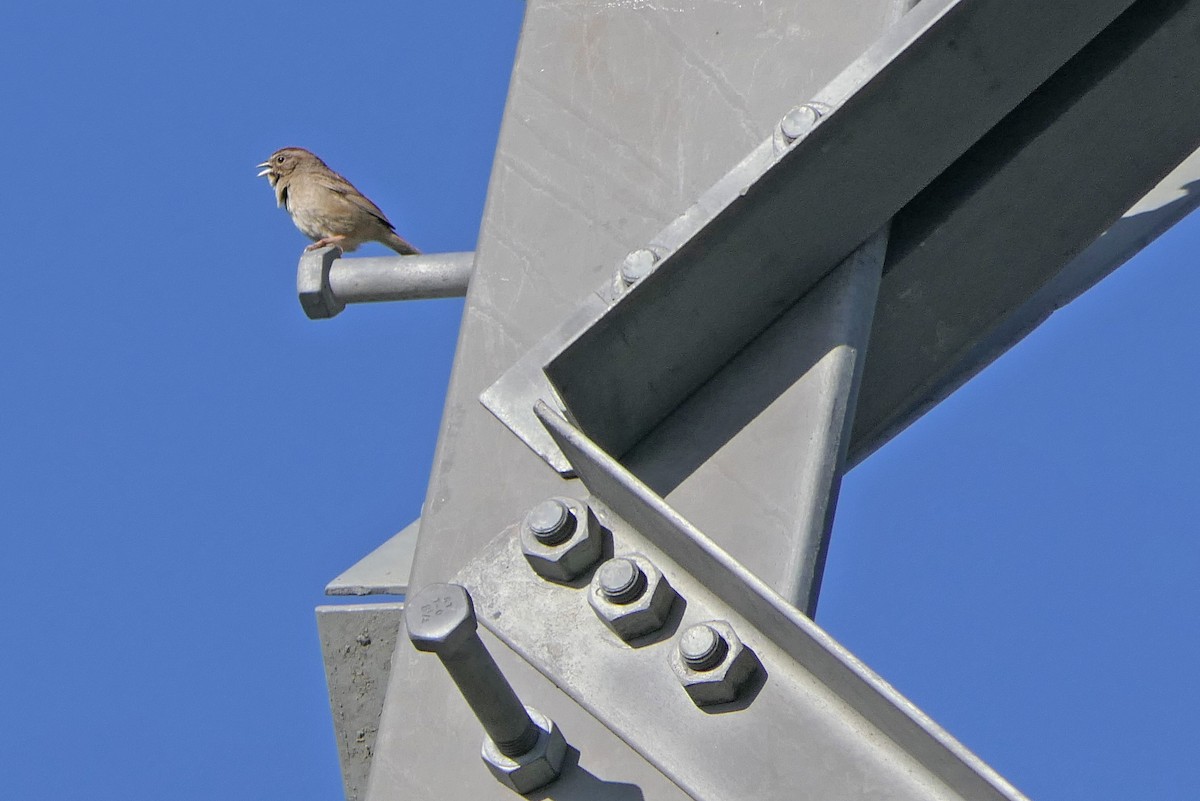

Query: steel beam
474;2;1200;610
477;0;1200;619
539;0;1136;462
371;2;911;798
624;231;887;611
444;404;1028;801
633;0;1200;605
355;0;1200;798
849;0;1200;461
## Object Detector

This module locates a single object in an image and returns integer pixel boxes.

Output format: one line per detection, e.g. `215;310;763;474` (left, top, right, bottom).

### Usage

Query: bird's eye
276;155;286;163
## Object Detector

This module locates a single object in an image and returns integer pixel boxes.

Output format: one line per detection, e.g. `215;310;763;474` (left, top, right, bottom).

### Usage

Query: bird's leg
305;235;347;251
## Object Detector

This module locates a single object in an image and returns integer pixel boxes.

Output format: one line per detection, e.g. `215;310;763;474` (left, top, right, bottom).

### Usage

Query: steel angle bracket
453;402;1029;801
849;0;1200;463
481;293;611;475
480;0;1137;472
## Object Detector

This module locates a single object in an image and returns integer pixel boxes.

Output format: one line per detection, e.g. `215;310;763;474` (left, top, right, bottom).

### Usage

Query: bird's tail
382;230;420;255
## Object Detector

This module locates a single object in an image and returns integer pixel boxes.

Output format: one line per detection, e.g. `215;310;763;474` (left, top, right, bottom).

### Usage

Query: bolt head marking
407;583;477;654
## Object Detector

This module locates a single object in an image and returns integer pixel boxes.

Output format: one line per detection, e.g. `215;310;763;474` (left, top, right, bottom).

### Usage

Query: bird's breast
286;179;365;238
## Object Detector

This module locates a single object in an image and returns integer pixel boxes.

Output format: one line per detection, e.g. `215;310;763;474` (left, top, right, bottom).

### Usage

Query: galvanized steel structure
315;0;1200;798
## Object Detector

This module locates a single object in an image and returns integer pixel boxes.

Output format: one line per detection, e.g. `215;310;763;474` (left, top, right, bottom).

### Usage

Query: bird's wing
312;171;397;231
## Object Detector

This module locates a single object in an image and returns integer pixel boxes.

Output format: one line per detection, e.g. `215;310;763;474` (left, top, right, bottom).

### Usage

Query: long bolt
407;583;540;757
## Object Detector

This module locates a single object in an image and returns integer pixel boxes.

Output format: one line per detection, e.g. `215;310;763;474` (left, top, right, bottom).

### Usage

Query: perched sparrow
256;147;419;255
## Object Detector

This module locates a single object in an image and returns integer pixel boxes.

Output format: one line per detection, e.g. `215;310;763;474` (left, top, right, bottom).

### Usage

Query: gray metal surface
477;0;1142;479
407;583;544;757
482;706;569;795
466;0;1200;625
849;0;1200;462
480;293;609;475
355;0;1200;797
538;0;1135;462
484;232;887;605
481;0;1200;486
372;2;913;798
297;248;473;320
317;603;405;801
625;231;887;611
454;405;1027;801
326;521;417;597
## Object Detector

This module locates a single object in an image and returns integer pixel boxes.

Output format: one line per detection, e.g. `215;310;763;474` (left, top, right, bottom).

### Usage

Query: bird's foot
305;235;347;252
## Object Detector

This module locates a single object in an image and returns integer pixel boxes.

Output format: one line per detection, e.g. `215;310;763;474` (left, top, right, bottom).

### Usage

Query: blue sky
2;2;1197;800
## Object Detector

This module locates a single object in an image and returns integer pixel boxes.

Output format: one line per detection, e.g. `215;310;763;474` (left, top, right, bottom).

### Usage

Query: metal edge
317;602;406;801
534;402;1028;801
477;0;1138;470
326;521;419;597
848;147;1200;466
540;0;1135;458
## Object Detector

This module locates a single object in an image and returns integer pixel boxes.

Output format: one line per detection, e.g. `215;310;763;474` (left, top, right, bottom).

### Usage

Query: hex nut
669;620;760;707
589;554;677;642
481;706;567;794
520;497;603;582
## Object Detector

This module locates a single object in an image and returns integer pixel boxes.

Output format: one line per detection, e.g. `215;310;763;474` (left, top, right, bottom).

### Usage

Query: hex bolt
597;557;647;604
779;104;822;142
619;248;659;286
679;623;728;671
524;498;576;545
407;583;540;758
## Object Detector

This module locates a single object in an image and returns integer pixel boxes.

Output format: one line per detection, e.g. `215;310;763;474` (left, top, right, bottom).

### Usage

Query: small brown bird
256;147;419;255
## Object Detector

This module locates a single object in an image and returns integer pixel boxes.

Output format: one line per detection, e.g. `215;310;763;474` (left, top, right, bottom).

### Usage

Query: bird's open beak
256;161;272;177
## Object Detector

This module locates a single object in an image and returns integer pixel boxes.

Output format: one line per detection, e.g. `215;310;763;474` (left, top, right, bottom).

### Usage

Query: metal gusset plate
453;405;1029;801
481;0;1137;470
325;520;418;597
317;603;406;801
